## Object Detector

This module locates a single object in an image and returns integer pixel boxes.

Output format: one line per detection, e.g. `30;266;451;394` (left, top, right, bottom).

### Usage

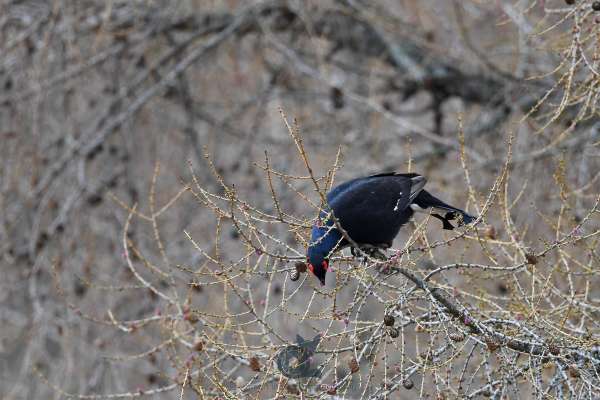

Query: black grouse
306;172;476;284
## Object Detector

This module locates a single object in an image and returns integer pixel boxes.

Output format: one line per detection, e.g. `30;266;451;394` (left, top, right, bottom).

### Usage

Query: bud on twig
290;270;300;281
295;262;307;273
348;357;359;373
449;332;465;342
383;314;395;326
249;356;261;372
525;253;538;265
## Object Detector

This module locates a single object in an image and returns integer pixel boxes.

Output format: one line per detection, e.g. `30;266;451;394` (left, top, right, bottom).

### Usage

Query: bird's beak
319;276;326;286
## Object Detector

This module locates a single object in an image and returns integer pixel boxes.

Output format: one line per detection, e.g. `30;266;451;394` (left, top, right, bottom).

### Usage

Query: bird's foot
350;246;370;262
368;248;388;261
352;243;389;261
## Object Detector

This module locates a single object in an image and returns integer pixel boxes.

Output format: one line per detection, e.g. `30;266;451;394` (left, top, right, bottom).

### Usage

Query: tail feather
414;190;476;227
431;213;457;230
457;212;476;225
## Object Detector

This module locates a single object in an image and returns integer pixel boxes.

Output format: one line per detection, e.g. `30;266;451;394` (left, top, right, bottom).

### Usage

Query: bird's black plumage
306;172;476;285
325;172;424;246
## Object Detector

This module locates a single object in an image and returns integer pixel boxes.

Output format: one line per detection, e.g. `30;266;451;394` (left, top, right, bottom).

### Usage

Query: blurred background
1;0;599;399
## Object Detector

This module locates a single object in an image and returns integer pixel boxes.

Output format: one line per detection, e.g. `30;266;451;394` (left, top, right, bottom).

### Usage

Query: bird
306;172;476;285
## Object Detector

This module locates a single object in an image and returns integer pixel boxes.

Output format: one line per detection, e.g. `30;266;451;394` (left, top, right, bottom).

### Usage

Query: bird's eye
322;261;329;271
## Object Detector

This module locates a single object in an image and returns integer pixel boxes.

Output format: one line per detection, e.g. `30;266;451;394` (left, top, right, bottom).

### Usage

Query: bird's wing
326;177;361;203
367;172;421;179
328;172;425;203
408;175;426;202
366;172;426;203
327;174;418;244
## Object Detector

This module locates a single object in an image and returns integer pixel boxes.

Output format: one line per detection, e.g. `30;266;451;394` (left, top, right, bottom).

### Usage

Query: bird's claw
367;248;388;261
350;244;388;261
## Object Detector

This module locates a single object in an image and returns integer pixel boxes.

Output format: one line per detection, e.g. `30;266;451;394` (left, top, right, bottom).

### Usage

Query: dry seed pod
569;364;580;378
348;357;359;373
295;261;307;273
383;314;395;326
249;356;261;372
484;225;496;240
485;338;499;352
403;379;414;389
449;332;465;342
184;312;199;324
290;270;300;281
525;253;538;265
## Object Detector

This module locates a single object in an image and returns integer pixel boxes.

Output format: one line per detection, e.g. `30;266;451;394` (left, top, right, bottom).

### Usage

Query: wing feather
324;173;423;244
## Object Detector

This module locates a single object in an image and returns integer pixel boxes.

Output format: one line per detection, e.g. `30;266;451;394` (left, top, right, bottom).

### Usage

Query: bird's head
307;219;342;285
306;248;329;285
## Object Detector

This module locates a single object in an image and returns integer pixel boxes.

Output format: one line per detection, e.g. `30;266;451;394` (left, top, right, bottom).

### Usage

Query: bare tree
1;1;599;399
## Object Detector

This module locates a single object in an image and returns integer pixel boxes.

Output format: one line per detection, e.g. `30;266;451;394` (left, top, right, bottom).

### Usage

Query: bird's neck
309;223;344;256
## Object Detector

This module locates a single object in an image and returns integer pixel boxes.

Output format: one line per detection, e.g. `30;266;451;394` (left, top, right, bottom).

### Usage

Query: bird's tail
413;190;476;227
